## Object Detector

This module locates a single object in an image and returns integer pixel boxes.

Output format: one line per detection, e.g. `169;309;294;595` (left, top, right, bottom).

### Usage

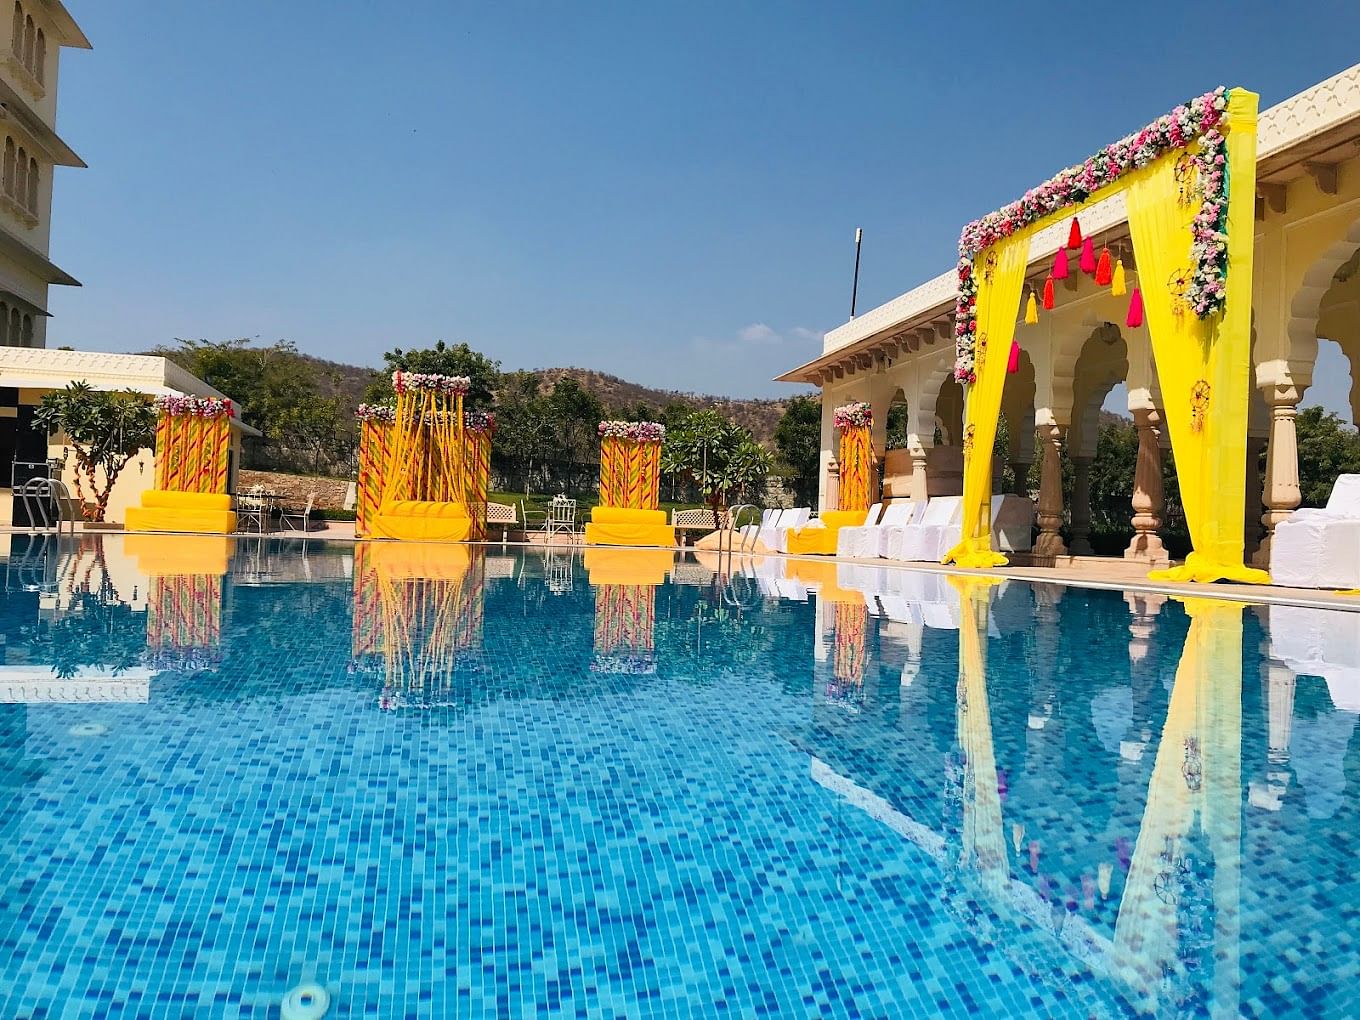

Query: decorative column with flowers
153;395;235;494
833;402;874;511
597;420;666;509
354;403;395;538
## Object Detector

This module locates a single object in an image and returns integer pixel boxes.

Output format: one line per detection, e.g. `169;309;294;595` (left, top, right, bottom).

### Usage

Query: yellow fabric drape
943;233;1030;568
1113;598;1242;1016
950;575;1009;903
1125;91;1267;584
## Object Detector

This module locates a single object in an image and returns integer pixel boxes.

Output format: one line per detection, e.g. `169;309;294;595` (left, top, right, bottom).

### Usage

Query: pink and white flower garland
464;411;496;434
355;403;396;423
833;402;872;429
392;371;471;395
954;87;1231;383
598;420;666;442
155;394;235;418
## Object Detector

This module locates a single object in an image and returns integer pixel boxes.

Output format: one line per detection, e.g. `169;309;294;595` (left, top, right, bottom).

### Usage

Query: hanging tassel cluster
1126;287;1144;328
1042;276;1055;310
1111;258;1126;296
1024;290;1038;324
1007;340;1021;375
1052;248;1069;280
1079;237;1096;275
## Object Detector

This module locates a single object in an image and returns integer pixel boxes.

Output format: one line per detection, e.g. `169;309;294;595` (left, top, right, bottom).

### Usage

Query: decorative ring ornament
1189;380;1211;433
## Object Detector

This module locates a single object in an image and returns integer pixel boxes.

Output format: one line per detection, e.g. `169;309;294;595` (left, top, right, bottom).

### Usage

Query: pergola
778;63;1360;569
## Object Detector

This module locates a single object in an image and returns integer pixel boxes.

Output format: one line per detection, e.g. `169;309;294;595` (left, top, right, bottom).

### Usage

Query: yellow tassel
1024;291;1038;324
1111;258;1127;296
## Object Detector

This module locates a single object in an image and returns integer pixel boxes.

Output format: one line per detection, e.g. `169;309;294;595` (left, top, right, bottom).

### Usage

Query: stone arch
1315;250;1360;423
33;26;41;82
26;155;36;212
1070;323;1129;459
935;375;964;447
1281;213;1360;388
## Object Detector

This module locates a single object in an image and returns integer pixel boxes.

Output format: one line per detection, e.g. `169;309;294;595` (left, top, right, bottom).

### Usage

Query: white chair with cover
889;496;963;562
762;506;811;552
834;502;884;558
1271;475;1360;588
866;500;927;559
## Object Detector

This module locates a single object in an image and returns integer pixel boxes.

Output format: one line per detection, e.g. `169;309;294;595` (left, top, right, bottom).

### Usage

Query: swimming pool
0;536;1356;1017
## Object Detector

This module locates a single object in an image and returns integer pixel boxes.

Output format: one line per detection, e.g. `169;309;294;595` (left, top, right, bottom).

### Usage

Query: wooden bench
671;507;731;546
486;500;519;545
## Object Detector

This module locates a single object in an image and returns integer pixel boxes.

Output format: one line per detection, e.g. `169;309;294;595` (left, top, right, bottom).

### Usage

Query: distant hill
276;355;796;445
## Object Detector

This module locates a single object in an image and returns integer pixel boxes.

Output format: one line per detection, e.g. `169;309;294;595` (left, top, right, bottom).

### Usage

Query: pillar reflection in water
126;535;233;671
351;542;486;708
585;549;670;676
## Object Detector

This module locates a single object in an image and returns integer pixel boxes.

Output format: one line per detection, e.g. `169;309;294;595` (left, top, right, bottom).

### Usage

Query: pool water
0;536;1357;1018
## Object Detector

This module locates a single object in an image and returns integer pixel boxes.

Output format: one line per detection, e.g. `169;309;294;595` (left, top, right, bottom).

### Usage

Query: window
14;145;27;208
0;302;9;345
26;156;35;210
2;137;13;197
7;308;18;348
9;4;43;82
20;313;32;347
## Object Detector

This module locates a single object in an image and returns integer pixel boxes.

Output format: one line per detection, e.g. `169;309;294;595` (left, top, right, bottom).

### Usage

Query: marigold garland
953;87;1231;384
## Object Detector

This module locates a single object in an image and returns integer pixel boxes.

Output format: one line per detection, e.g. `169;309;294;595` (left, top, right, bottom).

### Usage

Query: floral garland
392;371;471;395
954;87;1230;383
465;410;496;434
833;402;872;429
355;403;396;423
597;420;666;442
154;394;235;418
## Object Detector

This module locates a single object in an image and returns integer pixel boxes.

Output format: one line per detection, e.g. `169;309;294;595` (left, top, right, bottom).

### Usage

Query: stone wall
238;470;352;510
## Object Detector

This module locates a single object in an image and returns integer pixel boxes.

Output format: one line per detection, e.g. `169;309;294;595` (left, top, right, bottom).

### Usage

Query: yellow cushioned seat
584;505;675;547
125;489;237;534
590;506;667;526
786;509;867;556
384;500;470;519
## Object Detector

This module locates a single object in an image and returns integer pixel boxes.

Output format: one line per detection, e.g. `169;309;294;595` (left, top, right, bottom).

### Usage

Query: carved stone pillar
1069;456;1093;555
1249;652;1295;812
910;449;929;504
1244;436;1267;557
1253;385;1302;568
1009;459;1032;497
1124;407;1167;562
1035;424;1067;558
825;457;840;513
1123;592;1166;762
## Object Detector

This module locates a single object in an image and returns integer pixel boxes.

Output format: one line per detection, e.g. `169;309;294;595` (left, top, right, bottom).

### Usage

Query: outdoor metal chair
236;486;269;533
279;493;317;532
544;495;578;544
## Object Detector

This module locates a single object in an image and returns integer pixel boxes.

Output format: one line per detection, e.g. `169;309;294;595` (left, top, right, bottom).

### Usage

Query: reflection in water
0;540;1355;1016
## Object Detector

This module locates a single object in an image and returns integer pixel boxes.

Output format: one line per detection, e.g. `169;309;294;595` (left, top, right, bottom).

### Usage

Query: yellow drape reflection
1125;91;1266;583
1114;598;1242;1017
950;575;1009;900
943;234;1030;569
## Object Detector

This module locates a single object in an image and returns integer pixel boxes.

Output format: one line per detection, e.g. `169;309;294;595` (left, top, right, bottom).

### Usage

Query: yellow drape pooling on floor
1125;91;1267;583
1113;598;1242;1016
599;436;663;510
837;425;873;511
355;418;392;538
950;575;1010;904
943;233;1030;568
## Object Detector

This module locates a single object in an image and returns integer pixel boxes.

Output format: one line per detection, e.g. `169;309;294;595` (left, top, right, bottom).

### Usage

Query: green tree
773;395;821;505
32;383;156;521
544;377;605;462
1295;405;1360;507
275;393;353;475
368;340;501;408
663;410;771;517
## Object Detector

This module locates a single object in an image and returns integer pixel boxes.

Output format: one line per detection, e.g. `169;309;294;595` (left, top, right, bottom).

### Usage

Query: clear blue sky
46;1;1360;405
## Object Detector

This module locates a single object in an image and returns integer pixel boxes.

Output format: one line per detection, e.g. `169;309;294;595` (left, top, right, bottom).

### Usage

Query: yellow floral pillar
585;421;674;547
833;403;873;512
125;396;237;534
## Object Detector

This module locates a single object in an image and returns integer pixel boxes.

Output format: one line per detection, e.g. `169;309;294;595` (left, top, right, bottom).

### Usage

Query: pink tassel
1052;248;1069;280
1007;340;1020;375
1079;237;1096;275
1126;287;1144;328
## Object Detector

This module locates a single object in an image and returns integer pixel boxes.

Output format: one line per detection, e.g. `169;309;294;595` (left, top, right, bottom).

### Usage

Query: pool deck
12;520;1360;611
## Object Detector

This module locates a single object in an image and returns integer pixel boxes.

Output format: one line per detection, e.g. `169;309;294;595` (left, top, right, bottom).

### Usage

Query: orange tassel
1067;217;1082;249
1095;246;1113;286
1042;276;1055;310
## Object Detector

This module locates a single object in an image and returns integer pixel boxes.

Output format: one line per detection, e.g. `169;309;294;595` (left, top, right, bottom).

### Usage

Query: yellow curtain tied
943;233;1030;568
837;425;873;511
1125;91;1267;583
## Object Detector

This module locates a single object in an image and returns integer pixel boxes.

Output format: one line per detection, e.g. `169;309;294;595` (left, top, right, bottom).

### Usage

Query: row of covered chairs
835;495;1033;562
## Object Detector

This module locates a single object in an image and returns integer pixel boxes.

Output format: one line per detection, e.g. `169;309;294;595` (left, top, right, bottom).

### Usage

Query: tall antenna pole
850;227;863;319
